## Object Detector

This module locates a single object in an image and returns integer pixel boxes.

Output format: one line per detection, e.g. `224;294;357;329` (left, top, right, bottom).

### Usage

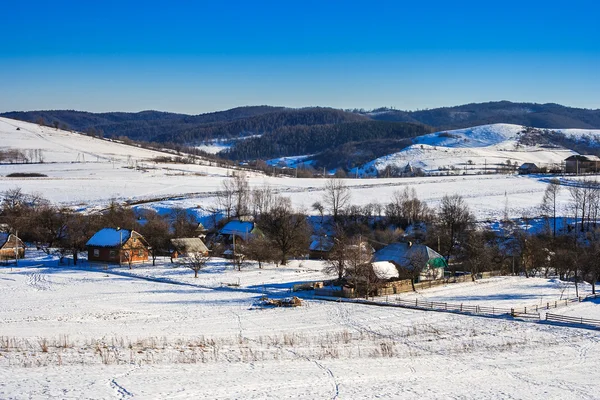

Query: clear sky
1;0;598;114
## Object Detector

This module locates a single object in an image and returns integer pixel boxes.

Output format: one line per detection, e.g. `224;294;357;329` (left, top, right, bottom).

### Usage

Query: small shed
518;163;540;175
309;236;334;259
86;228;149;264
0;233;25;260
170;237;209;259
373;242;447;282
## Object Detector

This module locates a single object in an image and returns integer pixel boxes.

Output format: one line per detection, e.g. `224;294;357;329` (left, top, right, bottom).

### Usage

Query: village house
308;236;334;259
0;232;25;260
218;220;258;243
517;162;540;175
565;155;600;174
170;237;209;259
86;228;149;264
373;242;447;282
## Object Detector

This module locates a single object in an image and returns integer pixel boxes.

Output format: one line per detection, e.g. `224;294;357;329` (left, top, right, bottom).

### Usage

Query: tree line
2;175;600;293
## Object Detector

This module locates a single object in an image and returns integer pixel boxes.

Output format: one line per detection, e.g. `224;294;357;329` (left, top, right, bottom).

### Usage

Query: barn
565;155;600;174
86;228;149;264
0;233;25;260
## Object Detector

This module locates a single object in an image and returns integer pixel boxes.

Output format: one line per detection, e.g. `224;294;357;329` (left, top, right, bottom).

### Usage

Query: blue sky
1;0;598;113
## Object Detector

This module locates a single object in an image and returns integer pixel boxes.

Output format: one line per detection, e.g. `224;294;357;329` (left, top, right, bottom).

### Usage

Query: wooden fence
546;313;600;328
392;297;513;317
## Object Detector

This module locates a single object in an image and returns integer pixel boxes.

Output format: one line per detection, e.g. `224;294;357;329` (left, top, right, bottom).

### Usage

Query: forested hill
0;106;364;142
365;101;600;130
226;121;431;161
2;102;599;169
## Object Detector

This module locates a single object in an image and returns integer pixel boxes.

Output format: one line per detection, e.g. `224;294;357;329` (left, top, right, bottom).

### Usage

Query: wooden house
0;233;25;260
86;228;149;264
565;155;600;174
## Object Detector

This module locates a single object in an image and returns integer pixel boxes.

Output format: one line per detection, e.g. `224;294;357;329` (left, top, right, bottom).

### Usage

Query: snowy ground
0;117;591;223
1;252;600;398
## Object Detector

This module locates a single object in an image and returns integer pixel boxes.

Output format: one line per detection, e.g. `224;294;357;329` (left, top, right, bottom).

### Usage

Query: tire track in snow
107;366;139;399
26;273;51;291
230;309;340;399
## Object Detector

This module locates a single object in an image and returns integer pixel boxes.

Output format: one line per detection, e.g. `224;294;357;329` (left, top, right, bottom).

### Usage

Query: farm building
517;163;540;175
373;242;447;282
565;155;600;174
170;237;209;259
218;220;259;243
86;228;149;264
0;233;25;260
308;236;334;259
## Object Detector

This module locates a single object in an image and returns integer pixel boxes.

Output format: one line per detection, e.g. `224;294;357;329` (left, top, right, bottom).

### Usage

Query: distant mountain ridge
2;101;599;170
364;101;600;130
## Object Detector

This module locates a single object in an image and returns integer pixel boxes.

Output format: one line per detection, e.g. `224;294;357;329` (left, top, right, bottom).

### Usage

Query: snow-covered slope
0;117;175;163
357;123;597;176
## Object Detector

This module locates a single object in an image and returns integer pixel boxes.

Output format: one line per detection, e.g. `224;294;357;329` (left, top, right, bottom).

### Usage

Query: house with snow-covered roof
373;242;446;282
86;228;149;265
218;220;258;242
0;232;25;260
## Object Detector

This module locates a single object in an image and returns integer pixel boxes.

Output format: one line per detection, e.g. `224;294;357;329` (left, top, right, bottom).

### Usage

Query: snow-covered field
1;253;600;399
2;117;600;398
0;118;589;223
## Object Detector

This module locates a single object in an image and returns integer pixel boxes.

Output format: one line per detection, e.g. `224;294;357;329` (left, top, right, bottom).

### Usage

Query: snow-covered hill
0;117;175;164
355;123;600;176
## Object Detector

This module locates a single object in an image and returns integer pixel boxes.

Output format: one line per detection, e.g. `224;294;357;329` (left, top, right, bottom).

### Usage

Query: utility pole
119;229;123;266
14;230;19;269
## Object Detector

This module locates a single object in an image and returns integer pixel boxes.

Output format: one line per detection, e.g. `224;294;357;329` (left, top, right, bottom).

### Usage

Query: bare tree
232;173;250;218
183;252;212;278
170;208;197;238
324;232;349;281
437;194;474;263
323;178;350;222
217;179;236;220
541;178;561;238
244;234;276;269
139;210;171;266
251;184;275;219
259;196;310;265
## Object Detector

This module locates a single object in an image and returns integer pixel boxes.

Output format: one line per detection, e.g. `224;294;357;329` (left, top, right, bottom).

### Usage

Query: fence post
524;307;527;314
555;301;557;308
460;304;463;312
547;302;549;310
511;308;514;317
415;299;418;307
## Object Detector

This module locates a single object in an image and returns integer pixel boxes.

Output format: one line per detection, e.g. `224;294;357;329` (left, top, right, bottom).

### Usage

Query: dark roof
309;236;334;252
565;155;600;162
